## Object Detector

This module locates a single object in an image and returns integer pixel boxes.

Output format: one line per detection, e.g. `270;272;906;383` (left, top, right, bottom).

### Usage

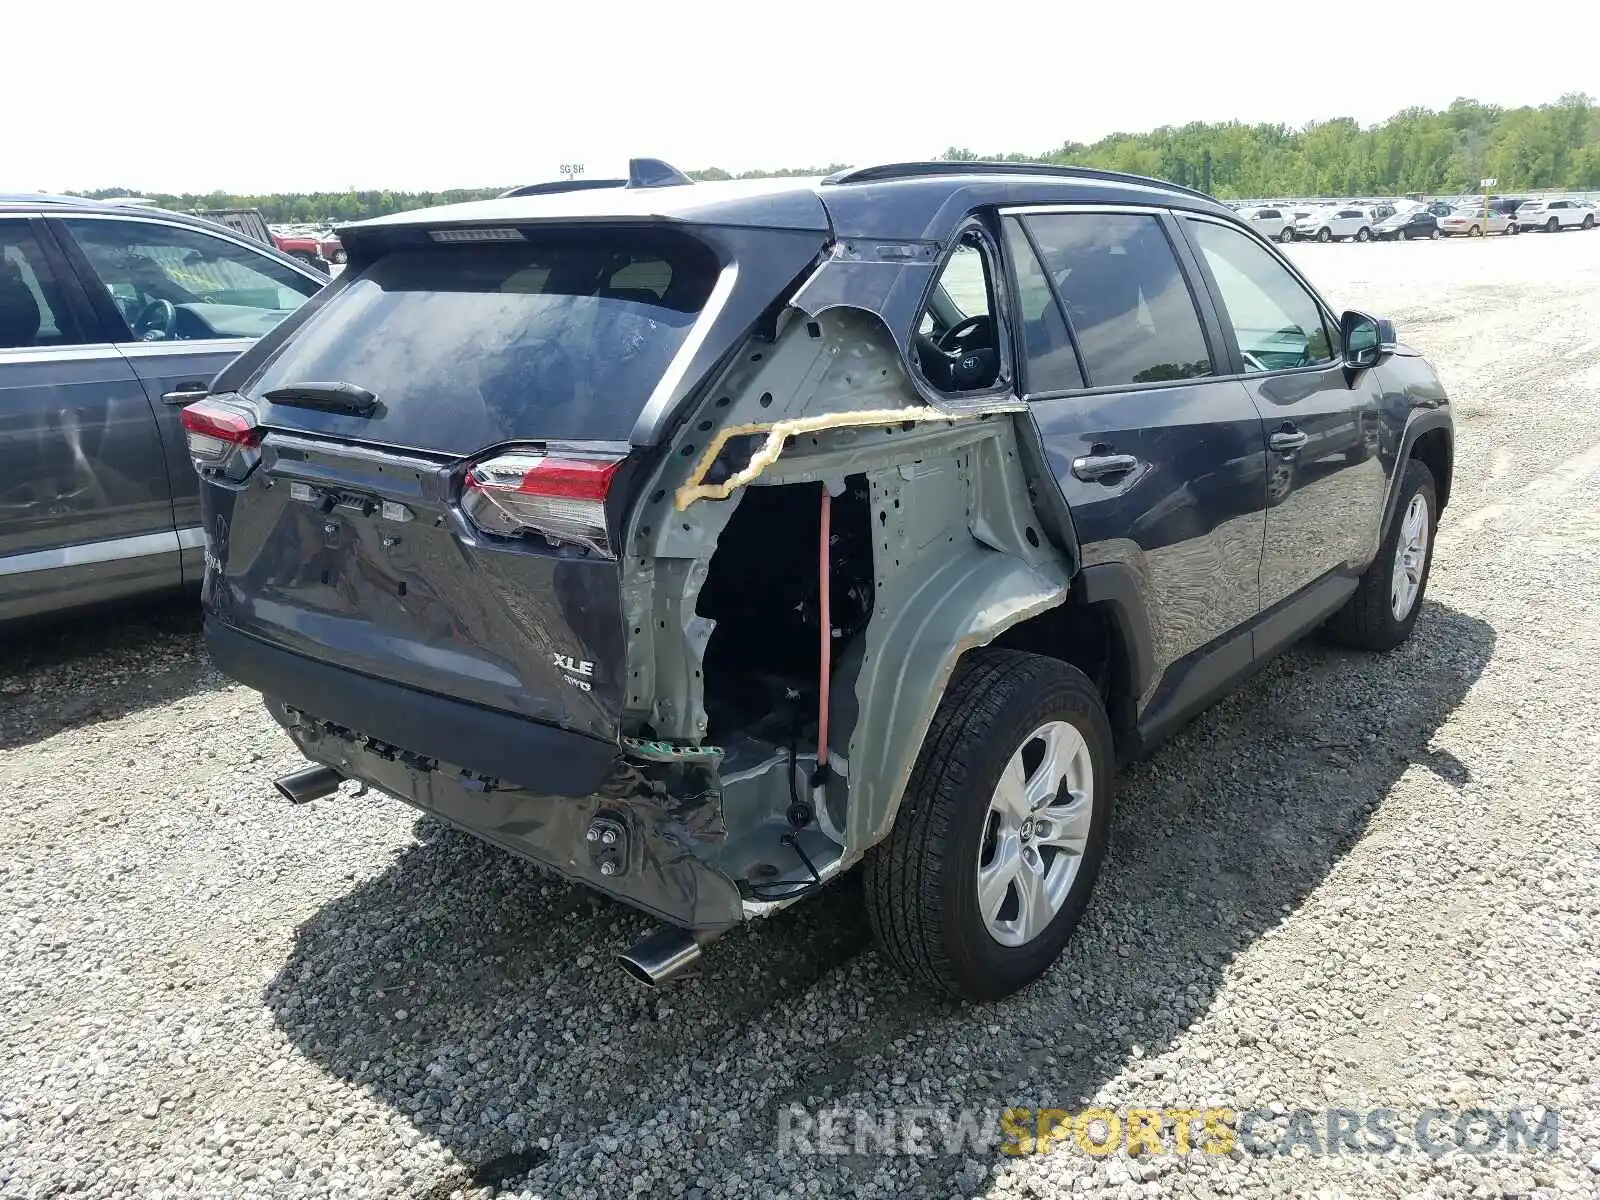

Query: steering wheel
132;298;177;342
938;313;993;352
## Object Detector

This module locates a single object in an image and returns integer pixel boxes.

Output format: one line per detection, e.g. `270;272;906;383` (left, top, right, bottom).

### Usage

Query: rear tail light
180;396;262;480
462;451;624;557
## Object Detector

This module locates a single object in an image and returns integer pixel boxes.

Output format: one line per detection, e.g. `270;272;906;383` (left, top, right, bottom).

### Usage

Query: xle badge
553;653;595;692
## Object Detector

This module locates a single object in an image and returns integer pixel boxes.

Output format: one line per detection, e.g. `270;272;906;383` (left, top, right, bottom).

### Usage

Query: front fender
1367;352;1452;554
1378;408;1453;543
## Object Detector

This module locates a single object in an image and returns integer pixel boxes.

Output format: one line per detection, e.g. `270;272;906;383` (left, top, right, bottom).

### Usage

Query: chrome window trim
0;343;122;364
118;337;256;359
999;203;1172;218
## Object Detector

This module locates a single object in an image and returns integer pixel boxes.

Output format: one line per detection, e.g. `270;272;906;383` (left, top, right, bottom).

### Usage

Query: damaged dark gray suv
186;159;1453;1001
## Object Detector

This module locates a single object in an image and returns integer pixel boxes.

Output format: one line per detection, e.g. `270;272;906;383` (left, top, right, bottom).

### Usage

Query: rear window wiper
261;381;380;417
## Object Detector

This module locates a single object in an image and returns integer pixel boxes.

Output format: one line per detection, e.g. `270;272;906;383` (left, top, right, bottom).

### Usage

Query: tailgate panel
207;436;626;742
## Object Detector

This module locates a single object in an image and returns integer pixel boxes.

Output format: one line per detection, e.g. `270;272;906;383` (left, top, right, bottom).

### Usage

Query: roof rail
499;157;694;200
0;192;96;207
821;160;1216;202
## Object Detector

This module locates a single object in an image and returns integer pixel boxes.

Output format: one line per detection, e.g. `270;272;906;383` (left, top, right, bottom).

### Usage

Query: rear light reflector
463;452;623;557
180;396;262;478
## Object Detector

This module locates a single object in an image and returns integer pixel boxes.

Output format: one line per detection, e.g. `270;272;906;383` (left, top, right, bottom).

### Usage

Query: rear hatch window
243;229;720;455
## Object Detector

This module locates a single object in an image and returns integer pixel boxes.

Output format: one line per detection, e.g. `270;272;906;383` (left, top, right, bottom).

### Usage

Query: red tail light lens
462;452;624;557
181;397;262;478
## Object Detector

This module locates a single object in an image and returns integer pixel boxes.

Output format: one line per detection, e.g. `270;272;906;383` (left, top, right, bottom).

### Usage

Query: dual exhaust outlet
270;763;714;986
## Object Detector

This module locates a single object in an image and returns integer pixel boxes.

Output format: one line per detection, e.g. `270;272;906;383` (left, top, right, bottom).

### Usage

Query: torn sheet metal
277;704;745;930
786;238;1029;420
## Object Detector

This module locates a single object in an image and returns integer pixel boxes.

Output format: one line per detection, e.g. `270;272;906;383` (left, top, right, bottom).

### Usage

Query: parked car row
1238;197;1598;243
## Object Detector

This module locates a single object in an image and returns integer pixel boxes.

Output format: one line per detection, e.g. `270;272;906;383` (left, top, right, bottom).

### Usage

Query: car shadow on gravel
0;595;227;751
265;598;1494;1197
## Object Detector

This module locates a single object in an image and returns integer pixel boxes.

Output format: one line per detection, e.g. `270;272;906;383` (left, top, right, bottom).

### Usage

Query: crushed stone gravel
3;232;1600;1200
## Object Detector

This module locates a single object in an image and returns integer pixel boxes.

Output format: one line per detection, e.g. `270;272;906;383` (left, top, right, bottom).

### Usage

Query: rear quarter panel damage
625;294;1072;873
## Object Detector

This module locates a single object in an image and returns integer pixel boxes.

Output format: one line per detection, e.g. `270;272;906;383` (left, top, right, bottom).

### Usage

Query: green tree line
80;95;1599;223
945;94;1600;198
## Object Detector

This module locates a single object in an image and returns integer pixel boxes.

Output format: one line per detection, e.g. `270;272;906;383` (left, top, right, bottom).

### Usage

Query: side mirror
1340;310;1394;369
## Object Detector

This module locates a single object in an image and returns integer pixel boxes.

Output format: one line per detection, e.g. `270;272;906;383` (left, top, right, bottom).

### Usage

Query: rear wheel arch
843;550;1073;859
990;569;1155;750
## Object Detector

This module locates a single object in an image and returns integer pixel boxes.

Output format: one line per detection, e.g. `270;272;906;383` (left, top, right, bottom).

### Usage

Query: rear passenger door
0;215;179;621
1177;215;1388;632
1000;207;1269;729
51;215;323;575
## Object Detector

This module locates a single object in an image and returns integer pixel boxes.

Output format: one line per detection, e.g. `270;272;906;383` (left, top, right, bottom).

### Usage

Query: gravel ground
4;232;1600;1200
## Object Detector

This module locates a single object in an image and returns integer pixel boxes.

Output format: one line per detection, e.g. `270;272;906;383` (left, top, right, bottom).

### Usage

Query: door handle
1071;453;1140;482
161;384;208;406
1268;429;1309;453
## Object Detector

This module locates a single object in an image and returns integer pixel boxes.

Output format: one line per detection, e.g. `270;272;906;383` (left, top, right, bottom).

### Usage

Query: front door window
1185;220;1335;373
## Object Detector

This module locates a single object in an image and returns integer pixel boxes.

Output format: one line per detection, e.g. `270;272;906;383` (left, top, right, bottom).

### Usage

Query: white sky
7;1;1596;195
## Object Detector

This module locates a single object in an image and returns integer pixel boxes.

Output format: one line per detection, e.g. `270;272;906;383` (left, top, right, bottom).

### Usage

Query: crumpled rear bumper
206;621;744;931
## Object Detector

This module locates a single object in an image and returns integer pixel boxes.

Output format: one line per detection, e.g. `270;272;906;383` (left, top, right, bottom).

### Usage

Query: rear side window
1023;212;1213;388
1002;218;1084;393
246;231;719;443
0;222;79;348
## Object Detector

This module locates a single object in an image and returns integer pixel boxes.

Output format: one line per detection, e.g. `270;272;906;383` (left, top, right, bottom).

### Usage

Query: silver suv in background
0;197;326;623
1293;205;1382;242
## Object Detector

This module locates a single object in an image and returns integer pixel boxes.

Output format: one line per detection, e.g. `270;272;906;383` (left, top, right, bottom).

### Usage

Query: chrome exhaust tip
273;764;343;805
617;926;716;987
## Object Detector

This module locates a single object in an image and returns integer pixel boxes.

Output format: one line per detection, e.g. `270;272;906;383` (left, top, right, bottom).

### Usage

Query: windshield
245;230;720;450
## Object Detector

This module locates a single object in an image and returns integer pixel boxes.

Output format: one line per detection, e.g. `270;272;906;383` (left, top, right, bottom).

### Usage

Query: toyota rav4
186;159;1453;1001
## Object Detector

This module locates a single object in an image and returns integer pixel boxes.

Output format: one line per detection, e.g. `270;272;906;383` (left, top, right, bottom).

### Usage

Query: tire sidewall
936;668;1115;998
1377;461;1439;641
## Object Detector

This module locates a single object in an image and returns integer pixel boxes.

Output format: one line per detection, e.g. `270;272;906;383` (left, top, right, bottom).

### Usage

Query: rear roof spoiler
499;157;694;199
